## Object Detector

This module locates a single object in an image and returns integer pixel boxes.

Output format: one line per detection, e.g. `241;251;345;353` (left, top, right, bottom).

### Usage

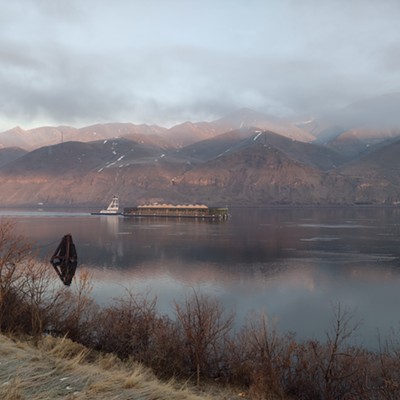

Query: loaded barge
123;204;229;220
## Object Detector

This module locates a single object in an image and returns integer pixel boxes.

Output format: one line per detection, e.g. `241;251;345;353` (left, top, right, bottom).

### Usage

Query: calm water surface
4;207;400;348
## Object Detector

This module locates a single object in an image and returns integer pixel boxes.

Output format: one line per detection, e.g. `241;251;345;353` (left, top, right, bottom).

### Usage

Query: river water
3;206;400;348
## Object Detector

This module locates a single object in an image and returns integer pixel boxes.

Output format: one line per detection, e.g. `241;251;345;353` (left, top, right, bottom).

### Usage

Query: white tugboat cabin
91;195;120;215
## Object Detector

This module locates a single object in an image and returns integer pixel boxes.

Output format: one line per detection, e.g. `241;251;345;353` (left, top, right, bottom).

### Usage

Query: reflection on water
3;207;400;348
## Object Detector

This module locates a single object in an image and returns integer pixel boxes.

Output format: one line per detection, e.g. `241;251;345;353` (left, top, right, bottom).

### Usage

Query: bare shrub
144;314;186;379
0;219;65;337
0;219;35;333
376;326;400;399
228;312;297;400
0;220;86;339
287;304;369;400
93;289;189;380
174;290;234;386
95;289;159;362
19;260;61;338
49;269;99;344
0;220;58;336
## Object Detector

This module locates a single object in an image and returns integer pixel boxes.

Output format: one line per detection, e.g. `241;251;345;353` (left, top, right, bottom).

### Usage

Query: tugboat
91;195;121;215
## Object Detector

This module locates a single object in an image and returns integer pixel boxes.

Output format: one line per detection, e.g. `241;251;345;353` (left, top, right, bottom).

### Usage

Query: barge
123;204;229;220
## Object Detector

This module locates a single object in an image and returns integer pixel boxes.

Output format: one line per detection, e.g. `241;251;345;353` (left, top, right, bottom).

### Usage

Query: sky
0;0;400;131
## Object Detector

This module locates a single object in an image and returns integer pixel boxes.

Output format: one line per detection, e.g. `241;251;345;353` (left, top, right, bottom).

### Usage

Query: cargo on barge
123;204;229;220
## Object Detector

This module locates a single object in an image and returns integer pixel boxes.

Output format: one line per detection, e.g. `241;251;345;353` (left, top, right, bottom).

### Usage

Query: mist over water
5;206;400;349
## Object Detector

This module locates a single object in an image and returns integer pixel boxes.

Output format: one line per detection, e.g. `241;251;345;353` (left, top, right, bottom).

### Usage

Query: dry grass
0;334;236;400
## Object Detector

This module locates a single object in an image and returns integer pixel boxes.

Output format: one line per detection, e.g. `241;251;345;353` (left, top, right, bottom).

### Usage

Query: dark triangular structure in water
50;234;78;286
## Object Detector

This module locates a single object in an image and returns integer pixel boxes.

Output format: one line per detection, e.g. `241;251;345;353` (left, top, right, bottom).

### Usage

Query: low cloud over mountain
1;104;400;207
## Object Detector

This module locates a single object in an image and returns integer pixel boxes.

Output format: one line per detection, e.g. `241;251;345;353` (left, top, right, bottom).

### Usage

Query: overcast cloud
0;0;399;130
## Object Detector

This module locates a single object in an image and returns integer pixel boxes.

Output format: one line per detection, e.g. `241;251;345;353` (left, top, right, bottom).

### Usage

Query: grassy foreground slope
0;334;230;400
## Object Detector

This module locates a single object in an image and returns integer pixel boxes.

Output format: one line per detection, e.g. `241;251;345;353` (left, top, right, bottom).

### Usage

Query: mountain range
1;94;400;207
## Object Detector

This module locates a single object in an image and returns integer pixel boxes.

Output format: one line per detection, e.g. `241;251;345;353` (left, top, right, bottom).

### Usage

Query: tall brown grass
0;334;213;400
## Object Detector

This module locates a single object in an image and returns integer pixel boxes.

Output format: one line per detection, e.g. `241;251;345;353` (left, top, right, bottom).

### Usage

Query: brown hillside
175;140;349;205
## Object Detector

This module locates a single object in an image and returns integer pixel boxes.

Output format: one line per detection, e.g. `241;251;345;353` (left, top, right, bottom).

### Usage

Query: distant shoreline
1;203;400;212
